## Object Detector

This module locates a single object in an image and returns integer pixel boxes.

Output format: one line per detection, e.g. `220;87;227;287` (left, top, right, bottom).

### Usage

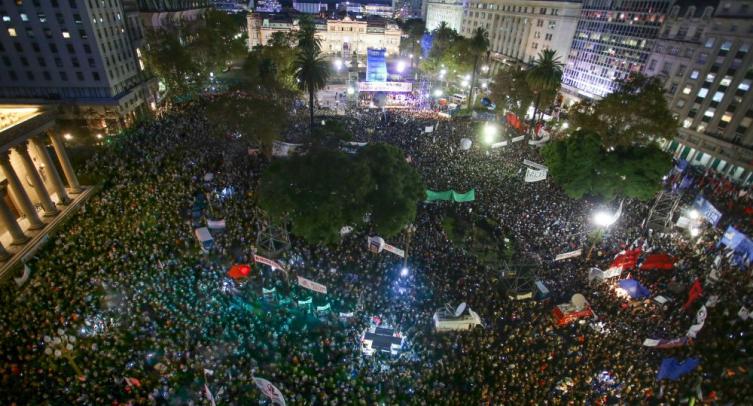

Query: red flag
227;264;252;279
683;279;703;311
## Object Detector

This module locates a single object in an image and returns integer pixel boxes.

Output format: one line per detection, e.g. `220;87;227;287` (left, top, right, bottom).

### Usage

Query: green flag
452;189;476;202
426;190;453;201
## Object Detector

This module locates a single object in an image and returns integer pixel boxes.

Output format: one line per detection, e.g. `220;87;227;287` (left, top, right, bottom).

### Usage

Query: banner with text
555;249;582;261
253;254;286;272
297;276;328;294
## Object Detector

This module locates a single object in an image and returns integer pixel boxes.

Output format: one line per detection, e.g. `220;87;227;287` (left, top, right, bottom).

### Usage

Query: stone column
0;184;29;244
31;136;70;205
16;142;59;217
0;240;10;261
49;131;81;194
0;151;44;230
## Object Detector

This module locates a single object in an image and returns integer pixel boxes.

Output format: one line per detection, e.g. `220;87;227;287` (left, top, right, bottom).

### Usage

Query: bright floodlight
400;267;409;277
562;122;569;129
481;82;488;89
333;58;343;71
481;65;489;72
690;227;700;237
433;89;443;97
440;68;447;76
396;60;407;73
483;123;497;144
347;86;355;95
688;209;700;220
592;211;617;227
461;80;470;87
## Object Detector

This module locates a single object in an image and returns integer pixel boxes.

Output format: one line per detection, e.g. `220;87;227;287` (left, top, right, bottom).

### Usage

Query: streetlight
461;79;470;88
396;60;407;73
481;65;489;73
561;122;569;129
44;329;85;381
333;58;343;71
483;122;497;144
433;89;443;97
347;86;355;95
592;211;618;227
402;224;416;271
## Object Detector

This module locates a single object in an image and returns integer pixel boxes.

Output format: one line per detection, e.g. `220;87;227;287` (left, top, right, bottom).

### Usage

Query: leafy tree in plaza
258;150;372;245
143;9;246;99
237;32;298;93
466;27;490;109
568;73;678;147
205;94;286;157
258;143;425;244
400;19;426;68
359;144;425;237
419;23;471;77
143;28;203;99
489;64;535;118
526;49;563;134
294;18;330;134
542;130;672;201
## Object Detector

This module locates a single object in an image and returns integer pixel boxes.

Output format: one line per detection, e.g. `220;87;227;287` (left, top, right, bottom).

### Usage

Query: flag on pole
683;279;703;311
253;377;287;406
205;383;217;406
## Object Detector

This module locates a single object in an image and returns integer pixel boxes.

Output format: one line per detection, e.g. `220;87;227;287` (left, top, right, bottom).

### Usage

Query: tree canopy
542;130;672;201
143;9;246;99
568;73;678;147
258;143;425;244
205;93;287;157
489;65;534;118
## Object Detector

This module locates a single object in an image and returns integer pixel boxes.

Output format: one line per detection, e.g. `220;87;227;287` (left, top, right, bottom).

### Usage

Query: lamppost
402;223;416;275
44;329;85;381
587;205;621;260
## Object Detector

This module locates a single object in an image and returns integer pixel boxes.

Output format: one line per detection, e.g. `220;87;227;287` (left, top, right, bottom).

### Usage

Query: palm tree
296;16;320;54
526;49;563;136
295;48;330;134
467;27;490;110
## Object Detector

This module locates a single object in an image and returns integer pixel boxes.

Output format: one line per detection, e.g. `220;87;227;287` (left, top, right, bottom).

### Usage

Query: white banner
686;305;707;338
524;167;548;182
253;254;286;272
522;159;548;171
511;135;525;143
272;141;303;157
555;249;582;261
297;276;328;294
207;219;226;229
14;264;31;287
424;125;434;133
367;236;384;253
491;141;508;149
357;81;412;92
383;243;405;258
253;377;286;406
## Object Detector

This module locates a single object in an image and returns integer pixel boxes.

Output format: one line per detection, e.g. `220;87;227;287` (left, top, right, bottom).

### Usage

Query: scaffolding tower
644;190;683;233
255;213;290;258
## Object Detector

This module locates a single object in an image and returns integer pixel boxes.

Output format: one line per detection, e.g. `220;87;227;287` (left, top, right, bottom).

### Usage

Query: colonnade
0;131;80;260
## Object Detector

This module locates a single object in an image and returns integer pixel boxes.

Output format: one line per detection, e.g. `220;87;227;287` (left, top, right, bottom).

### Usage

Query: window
712;91;724;102
548;20;556;29
536;19;543;27
20;13;28;22
705;38;715;48
676;65;687;77
739;80;752;92
698;88;709;98
93;71;100;81
682;85;693;95
7;27;16;36
721;112;733;123
697;52;709;64
661;62;672;74
720;76;733;86
545;33;552;41
59;71;68;81
683;118;692;128
75;71;83;81
721;40;733;51
43;71;51;80
62;31;70;38
704;108;715;117
690;70;700;80
705;73;716;82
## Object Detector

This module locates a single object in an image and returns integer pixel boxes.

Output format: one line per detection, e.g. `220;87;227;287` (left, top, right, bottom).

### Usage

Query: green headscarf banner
426;189;476;202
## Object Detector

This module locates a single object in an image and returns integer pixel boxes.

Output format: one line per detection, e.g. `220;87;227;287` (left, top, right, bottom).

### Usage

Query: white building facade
426;0;465;32
460;0;581;70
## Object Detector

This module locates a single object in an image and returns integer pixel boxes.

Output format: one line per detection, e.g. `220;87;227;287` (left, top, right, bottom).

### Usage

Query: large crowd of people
0;96;751;405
